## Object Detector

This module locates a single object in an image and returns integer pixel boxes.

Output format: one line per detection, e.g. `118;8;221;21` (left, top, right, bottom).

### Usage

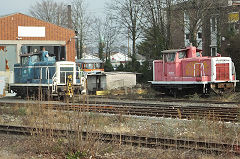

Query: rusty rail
0;124;239;154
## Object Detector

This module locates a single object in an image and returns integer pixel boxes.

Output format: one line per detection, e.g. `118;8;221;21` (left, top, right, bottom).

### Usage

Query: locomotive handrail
40;68;42;80
194;63;205;77
52;72;57;92
46;67;50;90
78;66;81;79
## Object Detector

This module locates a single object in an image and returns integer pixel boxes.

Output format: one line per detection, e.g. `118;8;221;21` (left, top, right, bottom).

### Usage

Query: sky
0;0;110;17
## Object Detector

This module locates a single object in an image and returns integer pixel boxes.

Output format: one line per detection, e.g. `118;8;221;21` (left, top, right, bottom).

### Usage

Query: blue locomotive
10;49;84;99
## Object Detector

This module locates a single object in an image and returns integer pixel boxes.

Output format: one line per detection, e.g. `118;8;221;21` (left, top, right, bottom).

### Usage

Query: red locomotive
150;45;238;96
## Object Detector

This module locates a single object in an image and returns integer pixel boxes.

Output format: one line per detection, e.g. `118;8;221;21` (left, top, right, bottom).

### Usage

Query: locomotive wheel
20;94;26;99
169;89;178;98
210;83;235;95
173;90;178;98
45;89;52;101
38;89;52;101
52;95;59;101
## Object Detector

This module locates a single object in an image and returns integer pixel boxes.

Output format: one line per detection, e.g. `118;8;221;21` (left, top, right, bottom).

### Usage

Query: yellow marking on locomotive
185;62;195;76
66;75;73;97
185;61;209;77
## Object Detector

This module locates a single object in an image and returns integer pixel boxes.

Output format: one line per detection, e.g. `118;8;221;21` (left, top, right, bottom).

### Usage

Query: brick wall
169;3;240;56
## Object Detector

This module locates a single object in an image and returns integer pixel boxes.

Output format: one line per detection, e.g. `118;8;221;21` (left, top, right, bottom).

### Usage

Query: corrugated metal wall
106;73;136;90
0;45;16;71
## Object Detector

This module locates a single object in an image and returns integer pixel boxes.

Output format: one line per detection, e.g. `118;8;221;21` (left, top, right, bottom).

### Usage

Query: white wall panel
18;26;45;37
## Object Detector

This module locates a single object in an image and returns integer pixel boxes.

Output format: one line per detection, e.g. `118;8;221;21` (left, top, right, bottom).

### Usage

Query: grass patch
66;151;87;159
189;93;201;101
17;107;27;116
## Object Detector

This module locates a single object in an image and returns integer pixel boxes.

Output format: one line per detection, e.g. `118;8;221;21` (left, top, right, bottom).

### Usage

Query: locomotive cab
20;53;41;66
162;47;202;63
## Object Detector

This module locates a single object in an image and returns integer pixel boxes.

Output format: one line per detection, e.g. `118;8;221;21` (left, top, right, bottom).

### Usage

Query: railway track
1;101;239;122
52;104;240;122
0;124;239;154
87;95;240;105
2;95;239;105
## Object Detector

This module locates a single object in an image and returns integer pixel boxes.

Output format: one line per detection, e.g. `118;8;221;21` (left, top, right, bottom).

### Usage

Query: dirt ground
0;134;36;159
0;133;68;159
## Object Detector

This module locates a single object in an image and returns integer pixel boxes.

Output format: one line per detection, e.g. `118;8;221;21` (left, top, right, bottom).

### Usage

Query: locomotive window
179;52;186;59
21;57;29;65
196;52;201;57
164;53;176;62
232;62;236;75
60;72;66;84
60;67;73;71
31;55;40;63
60;67;74;84
60;72;74;84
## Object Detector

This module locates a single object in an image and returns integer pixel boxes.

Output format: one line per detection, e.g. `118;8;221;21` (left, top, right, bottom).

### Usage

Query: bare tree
29;0;68;27
136;0;178;59
93;16;120;61
140;0;171;57
93;18;105;60
71;0;92;59
103;16;120;61
108;0;143;62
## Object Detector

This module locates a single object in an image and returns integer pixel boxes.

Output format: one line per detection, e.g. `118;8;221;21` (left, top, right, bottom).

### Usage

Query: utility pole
128;27;130;61
75;30;80;59
80;29;83;59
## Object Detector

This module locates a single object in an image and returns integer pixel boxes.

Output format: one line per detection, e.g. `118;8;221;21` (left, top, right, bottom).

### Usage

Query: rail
0;124;239;154
0;101;239;122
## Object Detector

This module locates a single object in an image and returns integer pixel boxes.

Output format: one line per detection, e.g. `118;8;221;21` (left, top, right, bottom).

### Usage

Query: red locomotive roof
196;48;202;52
161;49;187;54
162;46;202;54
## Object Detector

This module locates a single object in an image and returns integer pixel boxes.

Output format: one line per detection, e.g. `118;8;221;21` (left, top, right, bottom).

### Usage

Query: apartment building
170;0;240;56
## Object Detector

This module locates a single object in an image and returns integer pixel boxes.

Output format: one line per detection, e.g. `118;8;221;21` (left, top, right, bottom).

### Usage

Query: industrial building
0;13;76;93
